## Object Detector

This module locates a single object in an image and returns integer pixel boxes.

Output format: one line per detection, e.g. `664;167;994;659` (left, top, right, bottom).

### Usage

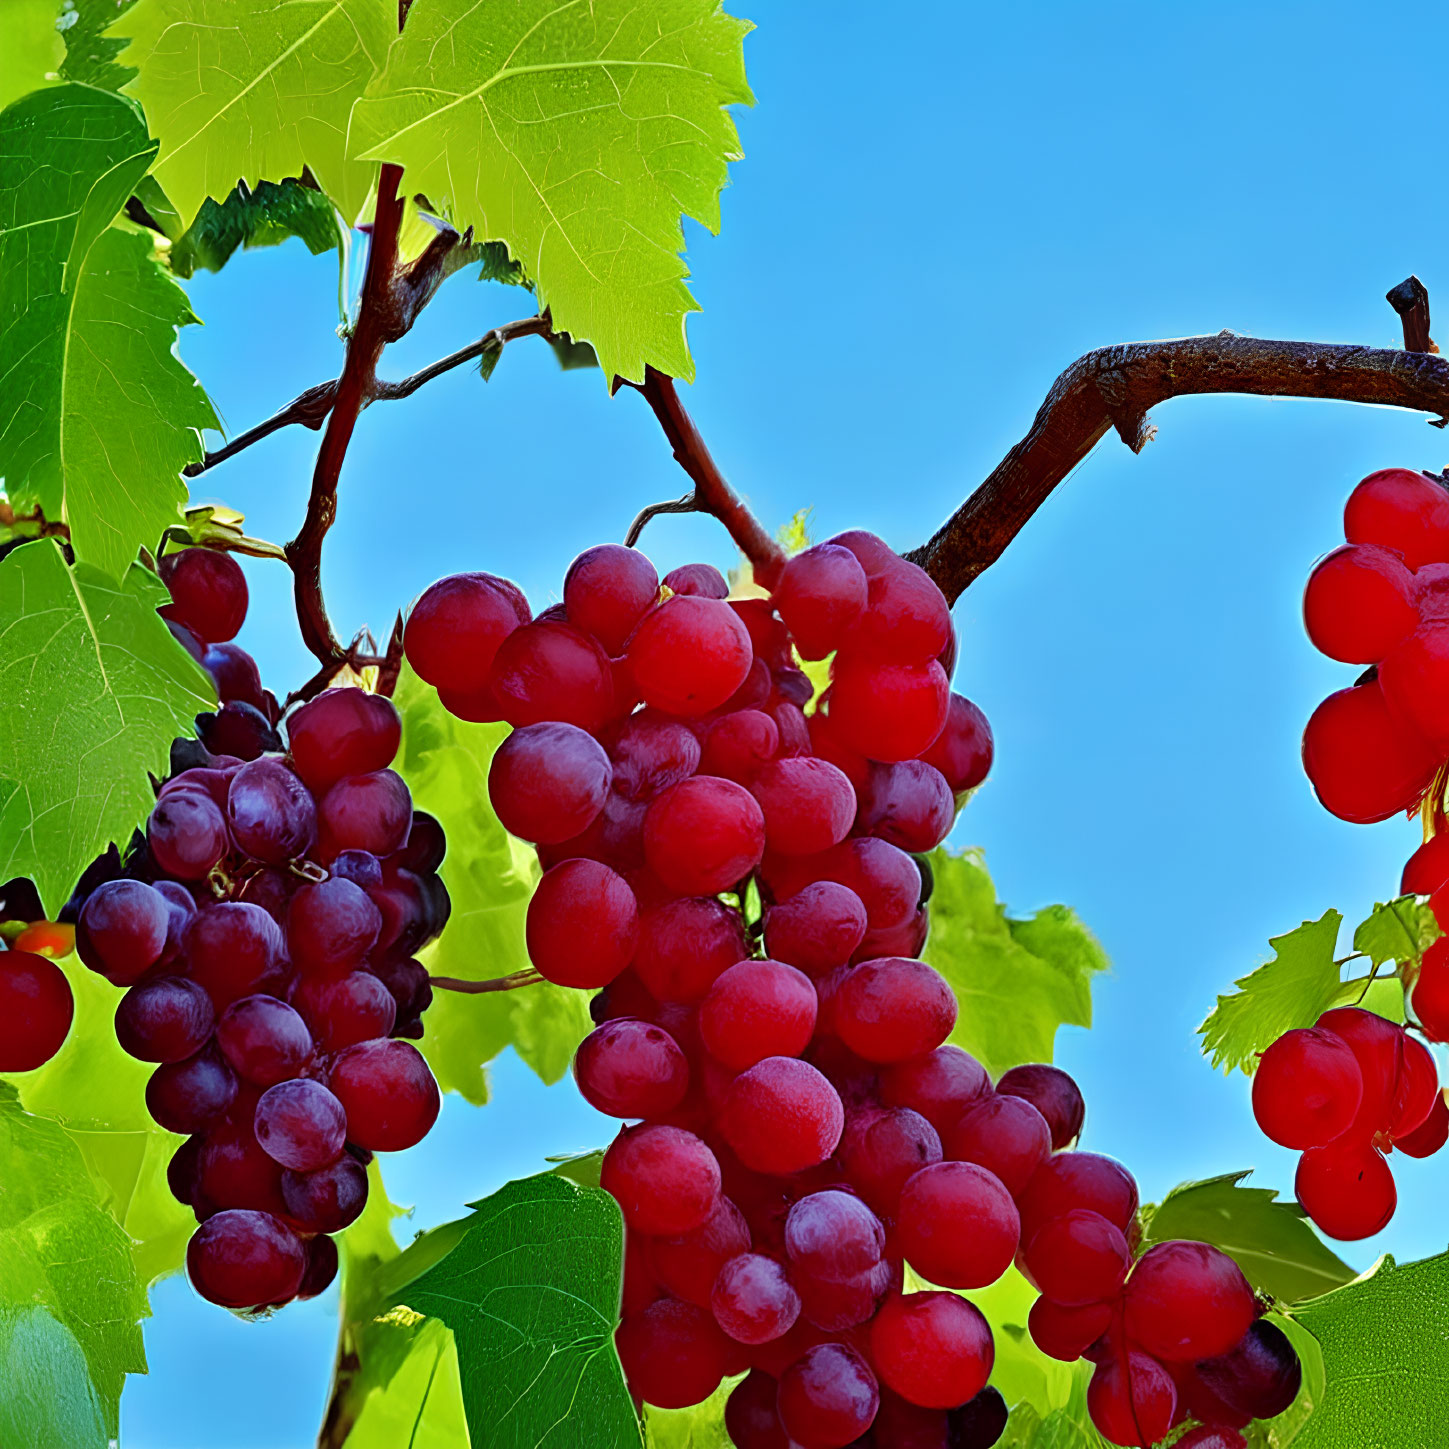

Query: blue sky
122;2;1449;1443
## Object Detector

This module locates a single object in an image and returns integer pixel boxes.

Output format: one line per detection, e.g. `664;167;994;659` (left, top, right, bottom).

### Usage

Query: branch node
1388;276;1437;354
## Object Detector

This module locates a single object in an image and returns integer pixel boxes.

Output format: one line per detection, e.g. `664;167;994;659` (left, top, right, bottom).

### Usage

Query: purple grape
115;977;215;1062
331;850;383;890
185;902;285;1008
286;877;381;975
146;1047;238;1133
254;1079;347;1170
215;995;313;1085
148;790;231;879
227;759;317;864
280;1154;368;1232
77;880;170;985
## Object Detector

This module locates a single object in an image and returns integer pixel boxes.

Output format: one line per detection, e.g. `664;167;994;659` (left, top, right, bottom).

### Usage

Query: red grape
632;896;746;1003
203;642;267;710
563;544;660;654
651;1196;751;1305
316;769;412;859
1301;681;1437;823
115;976;215;1062
186;1209;305;1309
609;711;702;800
1250;1026;1363;1149
1343;467;1449;569
78;880;170;985
944;1093;1051;1197
489;620;616;731
1023;1208;1130;1307
844;557;952;665
836;1106;943;1217
749;757;857;856
573;1017;689;1118
833;957;956;1063
718;1057;844;1174
828;657;949;763
711;1253;801;1344
330;1039;440;1151
772;543;869;660
920;693;994;796
289;970;397;1051
725;1370;791;1449
700;959;817;1070
1173;1429;1247;1449
776;1342;879;1449
879;1044;992;1134
643;776;765;896
785;1190;885;1283
995;1063;1085;1150
948;1386;1009;1449
666;563;730;599
869;1290;993;1409
404;573;527;694
489;722;611;843
197;1124;288;1215
216;995;313;1085
146;1048;237;1134
1295;1137;1395;1239
185;902;285;1008
159;548;249;644
286;878;382;975
699;709;781;784
897;1161;1018;1288
148;790;230;879
1123;1240;1256;1361
601;1123;721;1235
1402;833;1449;895
1192;1318;1302;1424
280;1155;368;1233
526;859;638;988
1395;1087;1449;1156
1412;938;1449;1041
286;687;401;791
227;758;317;863
1302;543;1417;663
615;1298;731;1410
626;596;754;716
0;949;74;1070
1314;1006;1405;1132
1389;1032;1438;1137
1027;1295;1113;1362
763;881;868;975
855;760;954;852
1086;1348;1178;1448
254;1078;347;1170
1016;1152;1139;1244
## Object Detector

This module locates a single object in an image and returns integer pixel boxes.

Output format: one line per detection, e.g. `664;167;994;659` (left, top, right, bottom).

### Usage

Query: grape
868;1392;951;1449
855;760;954;853
833;958;957;1063
869;1290;993;1410
844;557;952;665
1343;467;1449;568
794;1260;894;1336
535;791;648;871
436;682;504;722
215;995;313;1086
489;620;616;731
995;1063;1085;1151
283;877;381;975
199;701;281;761
161;765;237;810
797;837;922;933
1302;543;1418;663
0;949;74;1070
167;619;206;663
749;758;857;857
115;977;215;1062
1300;681;1437;823
1402;833;1449;895
236;868;294;922
836;1106;942;1217
1295;1137;1395;1239
724;1370;791;1449
185;902;286;1008
643;776;765;896
763;881;867;975
616;1298;732;1409
203;643;267;710
393;812;445;874
633;895;748;1005
1395;1087;1449;1156
625;596;754;717
897;1161;1018;1289
1017;1152;1139;1244
159;548;249;644
665;562;730;598
879;1044;992;1134
1172;1430;1247;1449
826;529;898;576
280;1154;369;1233
254;1078;347;1170
404;573;527;694
699;959;817;1070
563;544;660;653
526;859;638;988
1250;1026;1363;1149
1390;1032;1439;1137
1122;1240;1256;1361
785;1190;885;1284
1193;1319;1302;1423
1027;1296;1113;1362
148;790;231;879
286;687;401;791
1379;621;1449;753
227;758;317;863
1314;1006;1405;1131
186;1209;305;1309
146;1048;237;1134
769;700;811;757
167;1134;204;1211
651;1197;751;1306
948;1385;1009;1449
78;879;171;985
1412;938;1449;1041
943;1094;1051;1197
1086;1349;1178;1448
329;1038;440;1151
198;1123;289;1215
711;1253;801;1344
772;543;869;659
718;1057;845;1175
699;710;781;784
828;657;949;763
807;702;871;792
372;955;432;1030
316;769;412;859
572;1018;689;1118
610;712;702;800
601;1123;721;1235
776;1342;880;1449
487;722;611;846
1022;1209;1130;1307
297;1232;340;1300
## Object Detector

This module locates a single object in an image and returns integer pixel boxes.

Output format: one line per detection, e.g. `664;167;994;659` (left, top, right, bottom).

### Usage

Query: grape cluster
408;534;1297;1447
1251;1006;1442;1241
72;547;446;1312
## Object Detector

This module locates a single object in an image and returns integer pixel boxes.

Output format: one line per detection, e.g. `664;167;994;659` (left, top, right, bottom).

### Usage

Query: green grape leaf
58;0;141;89
0;86;219;575
111;0;393;227
3;958;194;1286
343;1316;469;1449
350;0;754;384
644;1379;739;1447
0;85;221;578
396;1173;640;1449
0;1308;107;1449
1291;1252;1449;1448
1352;894;1439;970
393;666;591;1102
1199;912;1344;1075
168;177;339;278
0;0;65;109
0;1085;148;1436
922;848;1108;1076
0;541;216;915
1138;1172;1355;1306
